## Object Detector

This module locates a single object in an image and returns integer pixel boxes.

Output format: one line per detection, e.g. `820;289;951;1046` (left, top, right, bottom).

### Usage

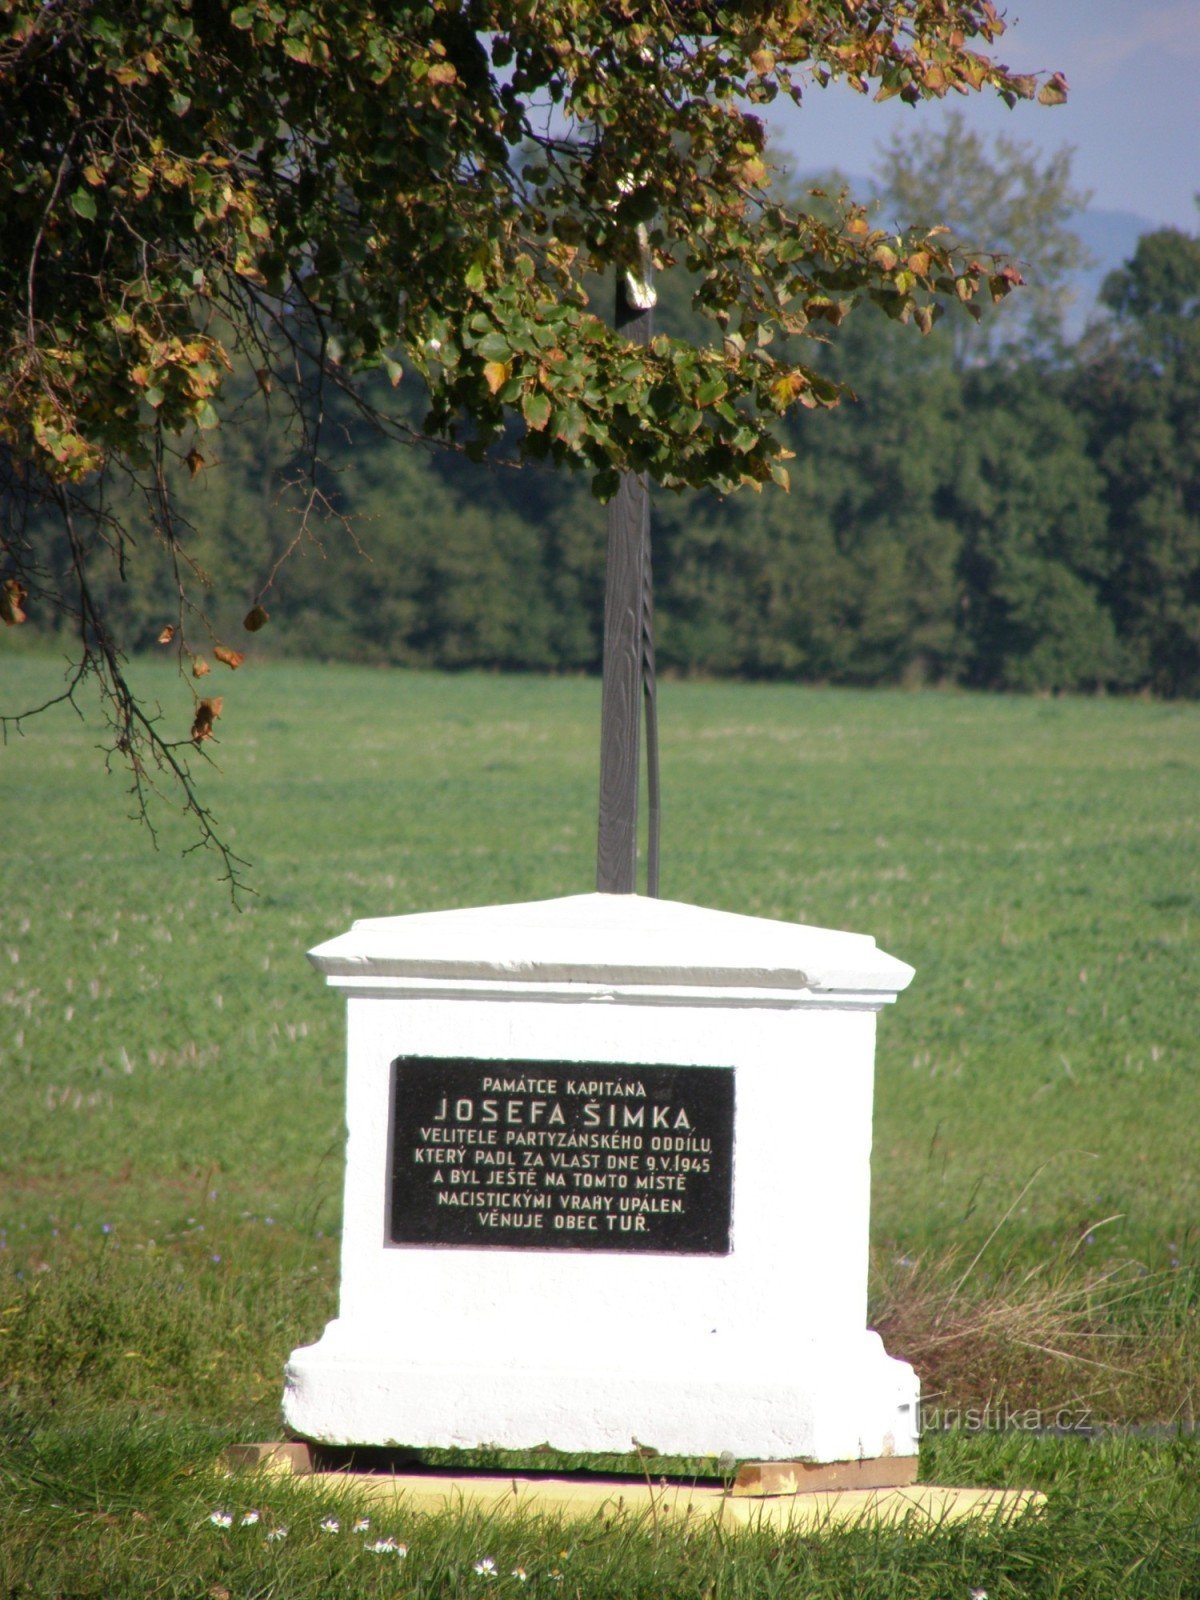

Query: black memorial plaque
388;1058;734;1253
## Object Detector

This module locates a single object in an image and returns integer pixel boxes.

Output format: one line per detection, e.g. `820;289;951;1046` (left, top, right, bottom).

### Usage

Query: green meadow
2;653;1199;1597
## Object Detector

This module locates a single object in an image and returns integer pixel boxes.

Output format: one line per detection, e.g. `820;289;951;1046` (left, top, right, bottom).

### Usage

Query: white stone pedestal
283;893;919;1462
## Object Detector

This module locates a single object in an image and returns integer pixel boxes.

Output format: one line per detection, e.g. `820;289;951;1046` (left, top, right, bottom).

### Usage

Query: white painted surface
309;891;914;998
284;894;919;1460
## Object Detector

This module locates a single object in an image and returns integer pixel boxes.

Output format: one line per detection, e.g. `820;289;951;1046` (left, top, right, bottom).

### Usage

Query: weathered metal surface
597;267;658;894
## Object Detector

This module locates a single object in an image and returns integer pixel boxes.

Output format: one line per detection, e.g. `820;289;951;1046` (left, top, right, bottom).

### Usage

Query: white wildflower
474;1556;497;1577
511;1567;528;1581
239;1510;260;1526
265;1526;288;1543
208;1511;233;1528
352;1517;371;1534
367;1537;408;1555
321;1516;340;1534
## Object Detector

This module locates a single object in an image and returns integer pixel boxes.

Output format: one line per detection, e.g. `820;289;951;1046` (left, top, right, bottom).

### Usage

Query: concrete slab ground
309;1470;1043;1530
224;1449;1042;1531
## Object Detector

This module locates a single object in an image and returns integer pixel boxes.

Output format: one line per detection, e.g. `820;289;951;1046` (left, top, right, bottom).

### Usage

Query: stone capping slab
308;892;915;1000
315;977;905;1010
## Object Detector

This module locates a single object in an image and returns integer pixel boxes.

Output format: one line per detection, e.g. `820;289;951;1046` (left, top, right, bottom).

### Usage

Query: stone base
224;1453;1042;1530
282;1324;919;1463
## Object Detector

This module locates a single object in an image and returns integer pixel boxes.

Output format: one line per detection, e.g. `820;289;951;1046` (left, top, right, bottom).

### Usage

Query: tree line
51;217;1195;699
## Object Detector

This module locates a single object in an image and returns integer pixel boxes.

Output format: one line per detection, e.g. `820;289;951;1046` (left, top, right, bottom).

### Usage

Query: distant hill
1068;206;1159;332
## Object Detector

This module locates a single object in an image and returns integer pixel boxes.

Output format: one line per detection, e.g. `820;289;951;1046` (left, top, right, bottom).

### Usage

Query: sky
765;0;1200;231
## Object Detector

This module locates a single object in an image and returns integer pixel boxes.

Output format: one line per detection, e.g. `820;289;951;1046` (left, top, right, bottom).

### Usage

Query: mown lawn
2;653;1198;1595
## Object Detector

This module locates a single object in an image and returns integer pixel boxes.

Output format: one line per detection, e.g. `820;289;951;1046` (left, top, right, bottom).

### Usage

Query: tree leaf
1;578;28;625
190;698;223;742
482;360;510;394
213;646;245;670
521;391;552;431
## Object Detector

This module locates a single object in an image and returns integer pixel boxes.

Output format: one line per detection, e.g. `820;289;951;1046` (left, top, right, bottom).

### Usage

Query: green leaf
69;188;97;220
521;391;551;431
552;403;585;446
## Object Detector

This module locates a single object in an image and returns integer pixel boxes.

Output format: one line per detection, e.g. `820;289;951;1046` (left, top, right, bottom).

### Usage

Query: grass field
2;652;1199;1596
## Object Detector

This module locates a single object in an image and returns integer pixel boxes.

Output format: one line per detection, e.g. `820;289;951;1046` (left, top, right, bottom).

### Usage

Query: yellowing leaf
191;656;211;678
157;624;175;645
1038;71;1068;106
185;448;205;478
214;645;245;669
770;371;807;406
482;359;511;395
426;61;457;85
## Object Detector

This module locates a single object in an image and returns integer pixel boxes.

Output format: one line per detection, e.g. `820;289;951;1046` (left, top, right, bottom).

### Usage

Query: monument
283;890;919;1469
284;253;921;1471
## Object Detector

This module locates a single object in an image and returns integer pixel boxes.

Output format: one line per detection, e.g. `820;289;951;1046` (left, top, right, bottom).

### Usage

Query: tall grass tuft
874;1241;1199;1424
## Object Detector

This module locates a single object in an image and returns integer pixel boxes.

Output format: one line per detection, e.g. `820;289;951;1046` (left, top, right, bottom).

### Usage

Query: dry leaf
243;604;269;632
190;697;223;742
1;577;28;625
214;645;245;670
191;656;211;678
186;447;205;478
157;624;175;644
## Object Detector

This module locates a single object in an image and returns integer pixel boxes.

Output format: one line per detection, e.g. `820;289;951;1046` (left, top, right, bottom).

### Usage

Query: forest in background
20;212;1200;698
